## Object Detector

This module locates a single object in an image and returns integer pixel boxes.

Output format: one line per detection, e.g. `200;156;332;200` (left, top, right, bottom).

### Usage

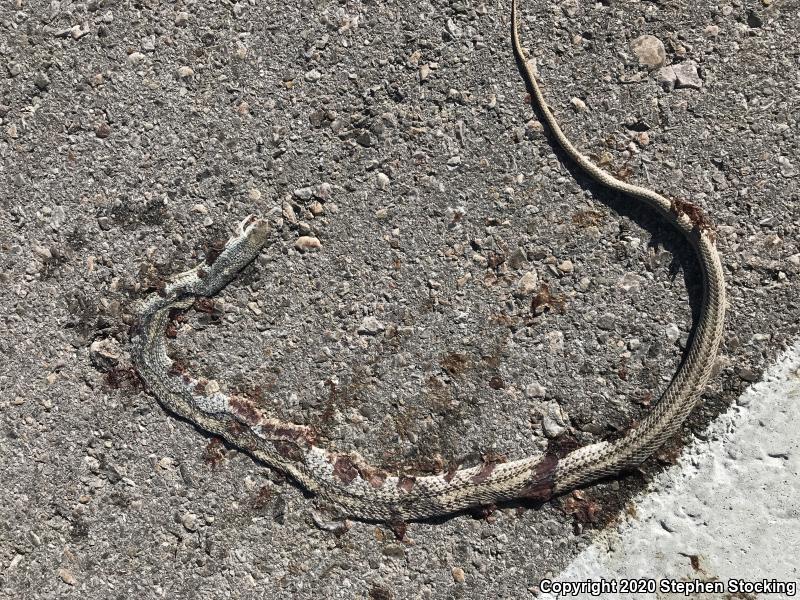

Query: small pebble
356;131;372;147
665;323;681;342
376;172;390;189
541;401;568;438
618;272;642;292
295;236;321;251
547;330;564;353
95;122;111;138
304;69;322;82
738;367;759;382
631;35;666;69
570;97;587;112
525;382;546;398
747;10;763;28
526;120;544;136
508;247;528;270
127;52;146;65
514;271;538;297
282;201;297;223
446;18;462;38
358;316;384;335
70;25;88;40
181;512;199;531
597;313;616;331
58;568;77;586
657;66;677;91
777;156;795;178
89;338;121;370
561;0;579;17
34;72;50;90
315;182;332;200
452;567;466;583
176;66;194;80
673;61;702;90
294;186;314;200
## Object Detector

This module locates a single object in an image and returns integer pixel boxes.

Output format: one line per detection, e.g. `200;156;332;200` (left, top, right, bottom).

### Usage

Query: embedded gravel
1;0;798;598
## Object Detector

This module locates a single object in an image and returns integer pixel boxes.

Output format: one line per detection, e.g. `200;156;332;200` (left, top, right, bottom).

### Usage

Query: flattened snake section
131;1;725;521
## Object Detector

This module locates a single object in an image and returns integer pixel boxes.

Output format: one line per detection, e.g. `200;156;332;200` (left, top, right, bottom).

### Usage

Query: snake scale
131;0;726;522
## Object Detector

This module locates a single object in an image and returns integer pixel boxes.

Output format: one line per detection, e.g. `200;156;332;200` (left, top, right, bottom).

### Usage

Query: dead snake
131;0;726;522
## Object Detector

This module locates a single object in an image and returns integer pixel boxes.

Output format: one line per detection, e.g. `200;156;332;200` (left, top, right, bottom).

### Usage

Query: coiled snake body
132;0;726;522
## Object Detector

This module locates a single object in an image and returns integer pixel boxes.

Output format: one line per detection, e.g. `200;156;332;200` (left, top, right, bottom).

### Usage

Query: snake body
131;1;725;521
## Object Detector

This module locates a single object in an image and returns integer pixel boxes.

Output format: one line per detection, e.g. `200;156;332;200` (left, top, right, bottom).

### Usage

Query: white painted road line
539;342;800;600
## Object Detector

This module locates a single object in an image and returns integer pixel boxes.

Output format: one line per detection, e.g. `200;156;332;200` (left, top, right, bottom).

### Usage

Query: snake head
221;214;270;258
192;215;270;296
234;214;270;245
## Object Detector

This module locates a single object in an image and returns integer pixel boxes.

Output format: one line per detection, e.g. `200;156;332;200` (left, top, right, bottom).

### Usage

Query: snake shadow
371;93;710;529
512;50;707;352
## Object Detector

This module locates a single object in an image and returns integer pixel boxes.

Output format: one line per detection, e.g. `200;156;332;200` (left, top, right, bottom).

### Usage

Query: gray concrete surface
541;341;800;600
1;0;798;598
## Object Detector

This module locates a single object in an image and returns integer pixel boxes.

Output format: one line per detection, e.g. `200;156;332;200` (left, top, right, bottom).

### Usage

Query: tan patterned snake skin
131;0;726;522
